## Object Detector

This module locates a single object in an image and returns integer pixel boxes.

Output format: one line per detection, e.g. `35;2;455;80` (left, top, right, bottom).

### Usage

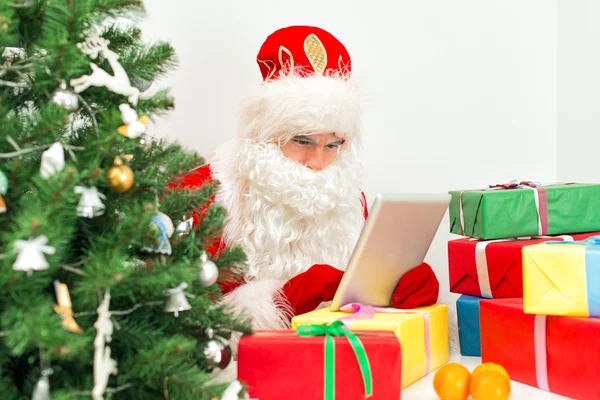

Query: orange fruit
471;362;510;382
433;362;471;400
470;370;511;400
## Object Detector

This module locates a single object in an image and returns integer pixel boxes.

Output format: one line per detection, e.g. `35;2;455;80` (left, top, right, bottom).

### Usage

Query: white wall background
138;0;559;348
557;0;600;183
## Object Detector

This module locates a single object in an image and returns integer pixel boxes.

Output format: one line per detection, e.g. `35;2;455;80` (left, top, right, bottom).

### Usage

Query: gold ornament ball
107;164;134;192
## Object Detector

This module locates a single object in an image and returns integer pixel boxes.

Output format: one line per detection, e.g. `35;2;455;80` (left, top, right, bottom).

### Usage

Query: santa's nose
304;152;325;171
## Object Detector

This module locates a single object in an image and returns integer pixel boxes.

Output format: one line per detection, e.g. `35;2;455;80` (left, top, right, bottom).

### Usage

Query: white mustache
238;141;361;217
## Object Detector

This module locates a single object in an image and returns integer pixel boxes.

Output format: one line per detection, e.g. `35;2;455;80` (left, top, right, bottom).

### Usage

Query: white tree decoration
13;235;56;275
31;367;52;400
74;186;106;218
40;142;65;179
118;103;148;139
221;380;244;400
92;291;118;400
70;36;140;106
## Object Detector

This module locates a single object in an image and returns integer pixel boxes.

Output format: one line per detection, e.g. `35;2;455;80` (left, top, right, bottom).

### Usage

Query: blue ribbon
547;236;600;316
152;216;170;253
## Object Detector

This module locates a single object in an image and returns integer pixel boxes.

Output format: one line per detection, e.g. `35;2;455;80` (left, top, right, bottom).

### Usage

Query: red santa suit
170;25;439;337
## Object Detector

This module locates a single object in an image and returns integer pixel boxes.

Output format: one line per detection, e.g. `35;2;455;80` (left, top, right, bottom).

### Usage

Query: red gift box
480;298;600;399
448;232;600;298
238;329;402;400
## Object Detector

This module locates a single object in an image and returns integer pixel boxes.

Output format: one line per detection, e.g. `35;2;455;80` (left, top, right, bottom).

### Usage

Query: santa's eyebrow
326;140;343;146
293;135;317;143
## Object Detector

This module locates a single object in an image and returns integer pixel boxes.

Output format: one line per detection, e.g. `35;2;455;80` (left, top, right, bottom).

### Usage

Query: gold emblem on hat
304;33;327;74
278;45;294;71
257;59;276;80
338;55;349;74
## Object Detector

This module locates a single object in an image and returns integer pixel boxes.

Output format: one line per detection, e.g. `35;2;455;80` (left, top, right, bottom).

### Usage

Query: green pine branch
0;0;251;398
122;41;178;81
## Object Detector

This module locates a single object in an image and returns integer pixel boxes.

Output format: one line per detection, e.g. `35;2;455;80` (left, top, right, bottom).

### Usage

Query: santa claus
172;26;439;336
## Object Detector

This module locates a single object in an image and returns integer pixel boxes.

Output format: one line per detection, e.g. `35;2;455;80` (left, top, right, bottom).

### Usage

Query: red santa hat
238;25;361;147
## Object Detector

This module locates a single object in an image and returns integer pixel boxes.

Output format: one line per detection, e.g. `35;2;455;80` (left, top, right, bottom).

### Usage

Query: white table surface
402;352;572;399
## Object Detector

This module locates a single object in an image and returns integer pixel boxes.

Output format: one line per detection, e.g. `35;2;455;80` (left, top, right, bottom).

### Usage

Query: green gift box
449;182;600;240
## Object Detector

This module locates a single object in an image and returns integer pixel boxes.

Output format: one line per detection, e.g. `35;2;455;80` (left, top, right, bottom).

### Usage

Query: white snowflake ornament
74;186;106;218
13;235;56;275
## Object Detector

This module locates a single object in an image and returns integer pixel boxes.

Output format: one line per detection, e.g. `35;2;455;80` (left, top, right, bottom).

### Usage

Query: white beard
211;139;366;281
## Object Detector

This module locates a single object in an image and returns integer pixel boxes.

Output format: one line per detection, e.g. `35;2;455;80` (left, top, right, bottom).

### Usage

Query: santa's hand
390;262;439;309
280;264;343;317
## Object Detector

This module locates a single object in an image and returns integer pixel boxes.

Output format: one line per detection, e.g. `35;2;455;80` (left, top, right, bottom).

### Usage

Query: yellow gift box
523;240;600;317
291;304;448;389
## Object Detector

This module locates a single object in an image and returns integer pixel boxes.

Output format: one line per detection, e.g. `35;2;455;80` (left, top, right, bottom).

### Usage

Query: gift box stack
448;181;600;399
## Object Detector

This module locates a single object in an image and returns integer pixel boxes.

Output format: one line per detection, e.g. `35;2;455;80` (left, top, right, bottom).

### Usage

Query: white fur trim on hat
238;69;361;146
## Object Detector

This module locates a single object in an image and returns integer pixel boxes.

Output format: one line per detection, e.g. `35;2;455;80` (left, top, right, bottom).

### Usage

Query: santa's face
278;133;344;171
215;139;366;281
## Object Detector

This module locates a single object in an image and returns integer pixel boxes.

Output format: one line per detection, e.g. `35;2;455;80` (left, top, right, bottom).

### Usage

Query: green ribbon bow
297;321;373;400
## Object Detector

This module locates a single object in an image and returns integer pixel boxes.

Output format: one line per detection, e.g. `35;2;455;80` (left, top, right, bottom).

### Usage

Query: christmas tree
0;0;251;399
